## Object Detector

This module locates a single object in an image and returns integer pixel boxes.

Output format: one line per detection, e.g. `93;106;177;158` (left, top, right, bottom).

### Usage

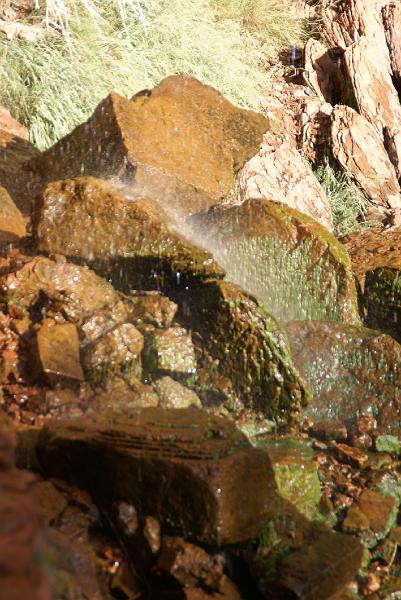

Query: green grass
0;0;309;149
314;162;373;236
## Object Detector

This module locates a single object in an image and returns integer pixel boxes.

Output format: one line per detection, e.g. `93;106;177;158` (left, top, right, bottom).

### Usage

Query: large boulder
286;320;401;433
189;199;359;323
181;279;309;425
34;76;269;218
37;408;277;546
232;130;334;231
32;176;224;291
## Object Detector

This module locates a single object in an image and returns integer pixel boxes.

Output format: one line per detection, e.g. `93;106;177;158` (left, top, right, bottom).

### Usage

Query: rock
0;184;26;246
303;38;347;105
331;105;401;215
128;291;177;329
0;255;121;324
0;106;28;139
189;198;359;323
344;490;397;544
82;323;143;389
36;480;68;525
37;408;277;545
260;440;321;519
143;326;197;379
30;319;84;386
0;127;41;215
0;469;51;600
309;419;347;443
92;379;159;410
35;76;269;218
231;130;334;231
0;409;16;468
33;176;224;291
364;266;401;344
0;311;20;384
334;444;368;470
285;320;401;434
382;1;401;99
0;1;34;21
154;376;202;409
375;435;401;456
182;279;309;425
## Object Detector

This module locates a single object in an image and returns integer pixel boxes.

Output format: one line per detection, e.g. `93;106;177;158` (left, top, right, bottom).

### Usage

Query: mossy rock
182;279;309;426
286;320;401;433
32;176;224;292
189;198;359;323
365;267;401;344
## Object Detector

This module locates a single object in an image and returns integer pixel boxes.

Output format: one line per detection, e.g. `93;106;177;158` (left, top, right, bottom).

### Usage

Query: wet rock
143;515;161;555
36;480;68;525
31;319;84;386
183;279;309;425
375;435;401;456
0;469;51;600
335;443;368;470
154;376;202;409
344;490;397;545
38;407;277;545
0;184;26;246
260;440;322;519
35;76;269;217
364;266;401;344
33;176;224;291
0;409;16;468
0;310;20;384
285;320;401;434
246;499;364;600
190;198;359;323
232;130;334;230
309;419;347;443
128;290;177;328
0;255;121;324
83;323;143;389
143;326;197;379
92;378;159;410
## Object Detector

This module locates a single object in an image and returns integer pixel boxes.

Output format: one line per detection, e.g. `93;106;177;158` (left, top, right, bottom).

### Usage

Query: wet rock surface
190;198;359;323
0;184;26;246
286;320;401;433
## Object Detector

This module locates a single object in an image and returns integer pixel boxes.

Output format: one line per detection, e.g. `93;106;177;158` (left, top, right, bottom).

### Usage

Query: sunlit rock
0;184;26;245
34;76;269;219
82;323;144;389
128;291;177;329
142;326;197;380
189;198;359;323
154;376;202;409
30;319;84;387
32;176;224;291
181;279;309;425
286;320;401;433
37;407;277;545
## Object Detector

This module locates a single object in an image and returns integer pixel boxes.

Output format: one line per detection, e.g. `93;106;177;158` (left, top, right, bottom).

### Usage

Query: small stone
354;489;397;541
143;516;160;554
349;431;372;450
309;419;347;442
335;443;369;469
362;572;380;595
154;376;202;409
375;434;401;456
355;416;377;435
343;506;370;534
143;326;197;378
114;501;138;536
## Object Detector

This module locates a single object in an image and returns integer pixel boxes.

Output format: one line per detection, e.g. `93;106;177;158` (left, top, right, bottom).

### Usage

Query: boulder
83;323;143;389
285;320;401;434
34;76;269;218
32;176;224;291
154;376;202;409
232;130;334;231
189;199;359;323
0;184;26;245
37;407;277;545
30;319;84;387
181;279;309;425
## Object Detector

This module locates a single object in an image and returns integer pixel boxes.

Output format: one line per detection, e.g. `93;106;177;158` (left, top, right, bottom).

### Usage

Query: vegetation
314;162;374;236
0;0;307;149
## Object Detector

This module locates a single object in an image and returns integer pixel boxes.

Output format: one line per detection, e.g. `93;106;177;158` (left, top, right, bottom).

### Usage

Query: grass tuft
314;162;373;236
0;0;308;149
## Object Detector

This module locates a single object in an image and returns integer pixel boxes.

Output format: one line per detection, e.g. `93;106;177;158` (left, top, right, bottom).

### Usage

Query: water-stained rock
181;279;309;425
128;290;177;329
343;489;397;546
34;76;269;218
30;319;84;386
33;176;224;291
189;198;359;323
154;376;202;409
143;326;197;380
37;407;277;545
286;320;401;433
0;184;26;246
83;323;143;389
364;266;401;344
91;379;159;411
0;409;15;468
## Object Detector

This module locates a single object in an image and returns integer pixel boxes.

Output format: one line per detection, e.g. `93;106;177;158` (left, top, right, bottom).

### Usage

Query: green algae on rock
34;76;269;218
182;279;309;425
189;198;359;323
142;326;197;380
365;266;401;344
285;320;401;433
32;176;224;292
